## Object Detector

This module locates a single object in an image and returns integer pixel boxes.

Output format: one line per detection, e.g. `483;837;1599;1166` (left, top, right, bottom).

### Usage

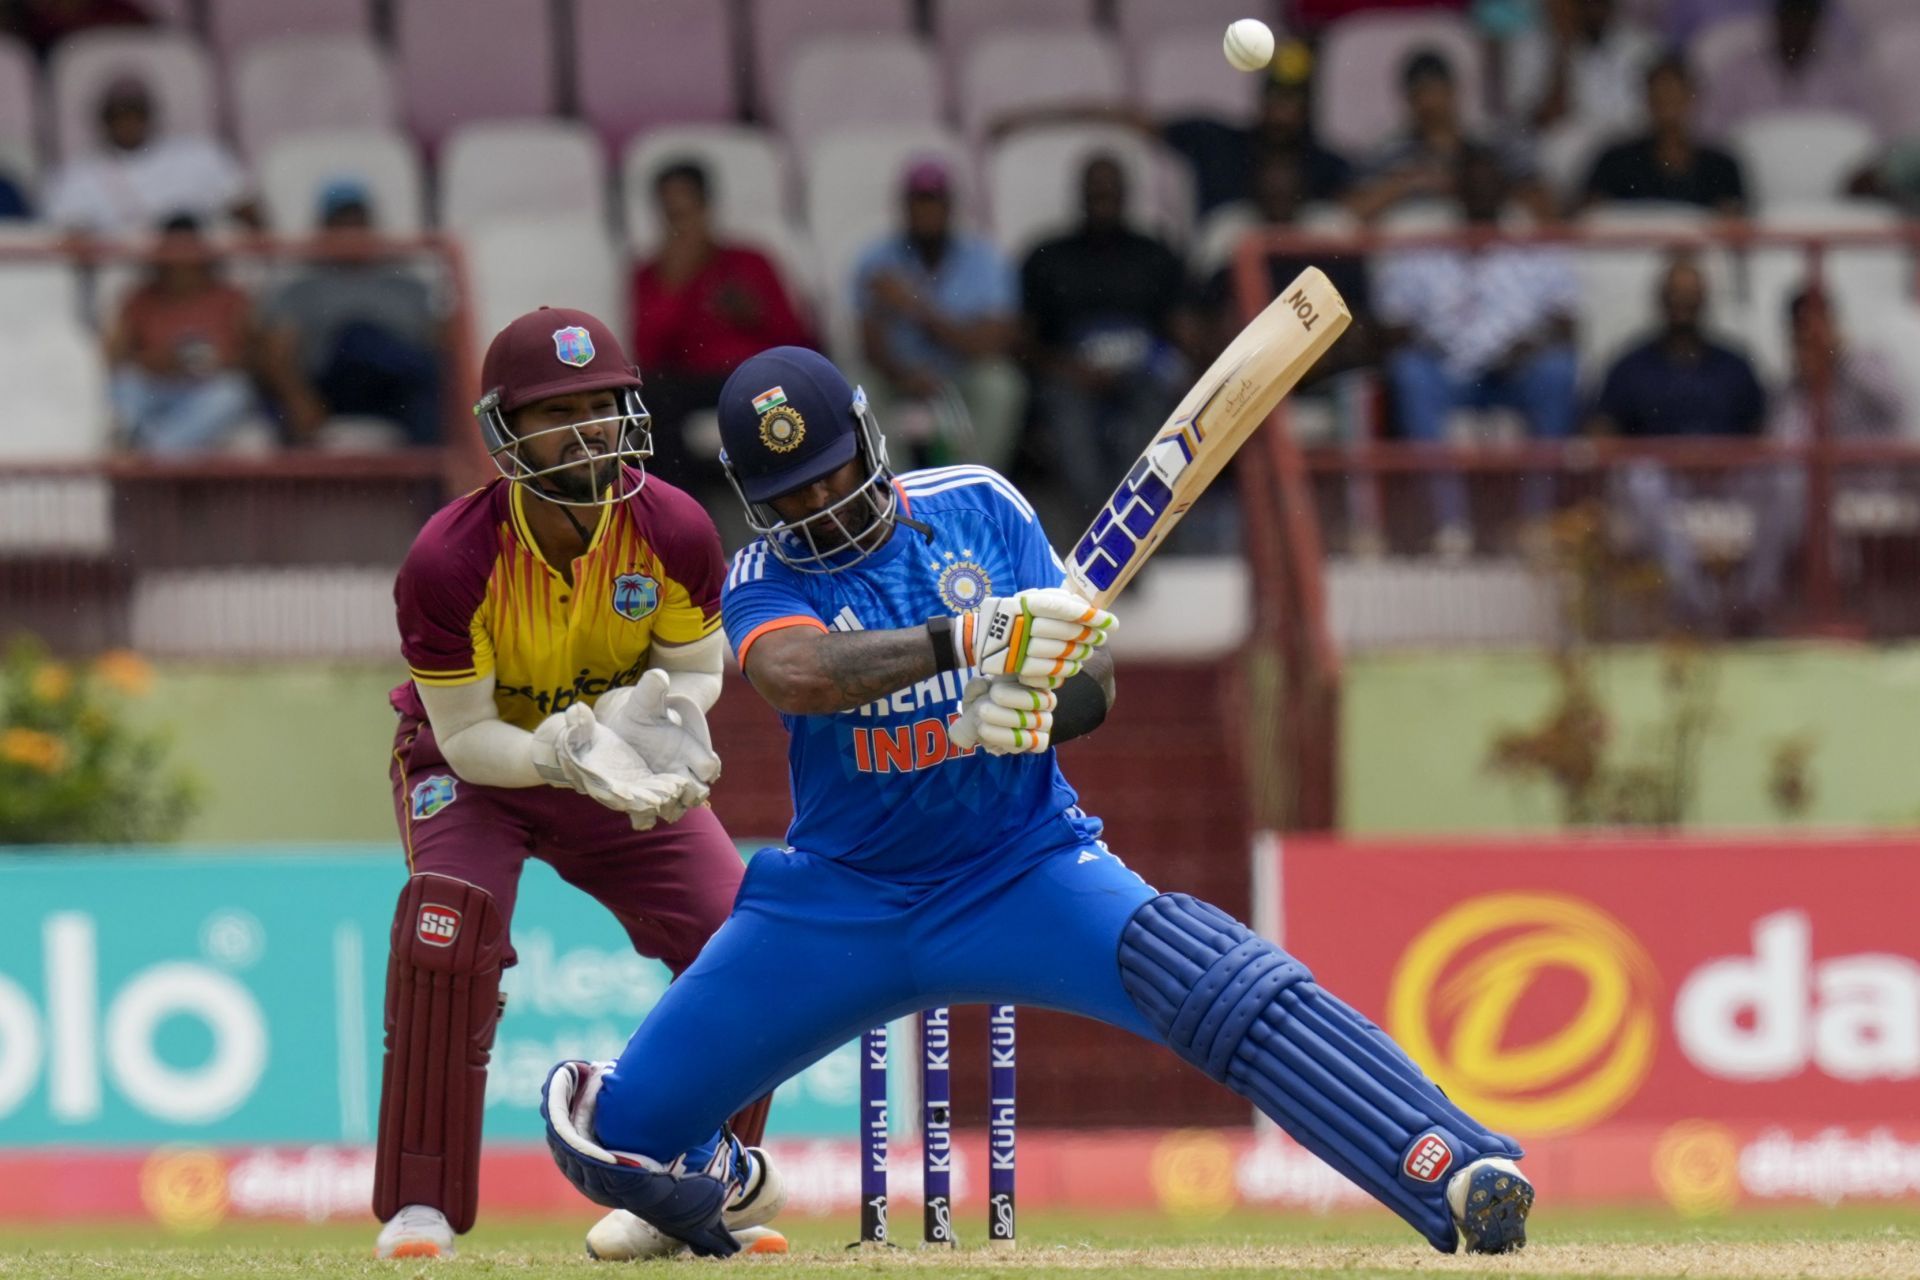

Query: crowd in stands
0;0;1917;620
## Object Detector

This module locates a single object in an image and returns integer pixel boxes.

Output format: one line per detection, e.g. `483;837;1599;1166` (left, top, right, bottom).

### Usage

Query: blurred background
2;0;1918;1241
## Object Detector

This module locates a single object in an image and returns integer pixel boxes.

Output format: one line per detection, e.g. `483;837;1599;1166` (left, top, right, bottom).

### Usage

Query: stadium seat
749;0;913;124
621;124;792;256
1742;201;1912;382
0;251;83;328
466;215;624;357
1732;111;1879;210
440;119;606;233
50;30;218;160
0;317;110;459
1138;27;1263;123
778;36;943;141
1313;11;1486;157
804;124;976;359
576;0;736;150
207;0;371;56
933;0;1095;63
1115;0;1275;43
1867;20;1920;138
0;36;38;192
985;123;1168;256
394;0;554;151
259;129;425;234
230;35;395;159
959;30;1128;139
1692;11;1767;88
1572;204;1741;375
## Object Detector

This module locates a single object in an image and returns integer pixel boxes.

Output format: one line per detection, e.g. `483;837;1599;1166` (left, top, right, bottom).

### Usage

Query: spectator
6;0;149;59
1348;49;1552;224
1701;0;1866;139
106;214;261;455
630;158;812;493
1510;0;1662;136
258;181;444;448
1023;154;1192;526
43;76;257;238
1165;46;1354;217
1580;55;1748;214
1592;256;1767;622
1375;146;1580;555
0;170;29;219
853;159;1022;472
1741;287;1910;624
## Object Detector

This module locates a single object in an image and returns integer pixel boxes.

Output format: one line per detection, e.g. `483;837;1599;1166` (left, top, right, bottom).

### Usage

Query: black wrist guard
1051;668;1111;745
926;616;962;673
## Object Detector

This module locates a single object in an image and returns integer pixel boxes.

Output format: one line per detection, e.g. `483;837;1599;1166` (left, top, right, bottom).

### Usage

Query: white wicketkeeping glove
948;676;1056;755
531;703;682;829
947;587;1115;689
594;669;722;826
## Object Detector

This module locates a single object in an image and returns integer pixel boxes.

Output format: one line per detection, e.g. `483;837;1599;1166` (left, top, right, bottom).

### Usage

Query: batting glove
949;676;1056;755
948;587;1115;688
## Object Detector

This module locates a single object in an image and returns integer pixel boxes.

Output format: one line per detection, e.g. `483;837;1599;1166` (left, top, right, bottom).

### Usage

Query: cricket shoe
375;1203;456;1259
585;1212;788;1261
724;1147;786;1230
1446;1157;1534;1254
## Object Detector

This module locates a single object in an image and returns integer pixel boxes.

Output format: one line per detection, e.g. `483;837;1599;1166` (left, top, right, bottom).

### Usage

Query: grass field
2;1206;1916;1279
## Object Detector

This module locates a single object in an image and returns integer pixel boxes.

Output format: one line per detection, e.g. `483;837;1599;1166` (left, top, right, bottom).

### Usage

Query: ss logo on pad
418;906;462;947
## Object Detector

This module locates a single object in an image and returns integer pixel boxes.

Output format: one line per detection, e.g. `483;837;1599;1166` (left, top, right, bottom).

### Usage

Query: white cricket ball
1223;18;1275;73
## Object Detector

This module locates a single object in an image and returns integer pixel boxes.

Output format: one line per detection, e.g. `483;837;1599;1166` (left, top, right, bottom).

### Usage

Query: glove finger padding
950;677;1056;755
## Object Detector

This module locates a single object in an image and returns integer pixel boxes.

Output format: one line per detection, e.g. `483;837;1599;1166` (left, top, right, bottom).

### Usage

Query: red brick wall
707;660;1254;1129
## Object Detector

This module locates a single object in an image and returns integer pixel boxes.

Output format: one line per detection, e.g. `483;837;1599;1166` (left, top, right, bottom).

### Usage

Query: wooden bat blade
1063;266;1352;608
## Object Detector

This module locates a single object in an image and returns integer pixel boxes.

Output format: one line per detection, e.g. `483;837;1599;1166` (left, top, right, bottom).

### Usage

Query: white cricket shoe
584;1211;788;1261
375;1203;456;1259
724;1147;786;1230
1446;1156;1534;1254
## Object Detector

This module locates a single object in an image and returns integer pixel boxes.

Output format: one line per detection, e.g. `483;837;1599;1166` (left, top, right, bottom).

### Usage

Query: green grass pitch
1;1205;1916;1279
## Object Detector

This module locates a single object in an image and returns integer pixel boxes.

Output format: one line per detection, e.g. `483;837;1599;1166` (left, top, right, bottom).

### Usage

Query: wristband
926;615;963;673
1051;668;1111;745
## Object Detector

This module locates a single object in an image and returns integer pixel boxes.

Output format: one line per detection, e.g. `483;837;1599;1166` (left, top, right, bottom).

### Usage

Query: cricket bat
1063;266;1351;608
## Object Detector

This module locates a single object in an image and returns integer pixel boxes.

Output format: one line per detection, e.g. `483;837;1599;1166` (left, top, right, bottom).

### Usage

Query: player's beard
540;447;612;505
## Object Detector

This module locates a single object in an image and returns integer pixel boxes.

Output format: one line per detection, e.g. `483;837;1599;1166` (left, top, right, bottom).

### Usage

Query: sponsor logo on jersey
1402;1133;1453;1183
417;904;462;947
409;774;457;820
936;559;992;612
552;325;596;367
611;572;659;621
498;653;649;716
758;404;806;453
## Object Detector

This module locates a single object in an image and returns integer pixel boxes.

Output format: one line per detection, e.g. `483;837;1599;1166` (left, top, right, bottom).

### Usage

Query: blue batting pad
1117;894;1522;1252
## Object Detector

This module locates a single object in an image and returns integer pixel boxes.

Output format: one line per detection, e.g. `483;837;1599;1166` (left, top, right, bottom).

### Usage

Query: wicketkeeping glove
948;676;1056;755
594;669;722;826
531;704;682;829
945;587;1115;688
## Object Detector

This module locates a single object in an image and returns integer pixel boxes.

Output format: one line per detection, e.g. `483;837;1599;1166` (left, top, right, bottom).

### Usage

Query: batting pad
373;874;506;1234
1117;894;1522;1251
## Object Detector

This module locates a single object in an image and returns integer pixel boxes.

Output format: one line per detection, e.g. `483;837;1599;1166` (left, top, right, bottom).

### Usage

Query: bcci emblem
552;325;596;368
410;774;457;820
612;572;659;621
937;559;992;611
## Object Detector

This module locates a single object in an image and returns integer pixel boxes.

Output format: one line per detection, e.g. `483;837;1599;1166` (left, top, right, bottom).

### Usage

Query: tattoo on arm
812;628;940;711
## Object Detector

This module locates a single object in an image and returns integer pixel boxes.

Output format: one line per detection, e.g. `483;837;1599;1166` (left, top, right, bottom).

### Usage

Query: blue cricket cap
717;347;863;503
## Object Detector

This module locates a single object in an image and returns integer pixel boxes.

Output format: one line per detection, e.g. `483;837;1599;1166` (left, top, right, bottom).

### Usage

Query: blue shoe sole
1459;1163;1534;1254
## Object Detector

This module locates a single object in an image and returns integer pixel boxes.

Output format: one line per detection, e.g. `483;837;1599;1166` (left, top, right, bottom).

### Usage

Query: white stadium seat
985;124;1167;256
749;0;913;121
1868;20;1920;138
208;0;371;55
230;35;396;159
467;215;625;360
395;0;555;150
1572;204;1742;375
1742;201;1914;383
1732;111;1879;210
576;0;738;146
1116;0;1275;43
0;257;83;327
1138;27;1264;123
50;30;217;160
440;119;606;233
1313;11;1486;158
621;125;793;257
959;30;1127;138
0;317;110;460
259;129;426;235
778;36;943;140
933;0;1095;62
0;35;38;189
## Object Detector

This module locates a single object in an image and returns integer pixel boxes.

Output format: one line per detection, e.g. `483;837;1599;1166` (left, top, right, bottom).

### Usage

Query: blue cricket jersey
721;465;1103;878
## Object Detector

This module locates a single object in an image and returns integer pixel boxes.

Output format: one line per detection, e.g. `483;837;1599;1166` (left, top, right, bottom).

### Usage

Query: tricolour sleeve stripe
734;614;828;667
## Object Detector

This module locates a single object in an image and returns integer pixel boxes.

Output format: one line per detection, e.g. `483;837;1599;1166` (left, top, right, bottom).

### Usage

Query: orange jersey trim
736;615;829;669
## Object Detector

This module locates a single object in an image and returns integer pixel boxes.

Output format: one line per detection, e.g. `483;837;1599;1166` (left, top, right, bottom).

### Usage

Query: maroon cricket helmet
473;306;652;506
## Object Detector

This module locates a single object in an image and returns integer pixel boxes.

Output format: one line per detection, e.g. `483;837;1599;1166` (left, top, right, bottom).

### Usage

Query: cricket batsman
539;347;1535;1257
373;307;779;1259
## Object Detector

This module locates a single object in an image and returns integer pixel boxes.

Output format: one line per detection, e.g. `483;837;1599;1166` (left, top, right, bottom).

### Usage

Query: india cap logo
759;404;806;453
553;325;596;368
1386;891;1660;1136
